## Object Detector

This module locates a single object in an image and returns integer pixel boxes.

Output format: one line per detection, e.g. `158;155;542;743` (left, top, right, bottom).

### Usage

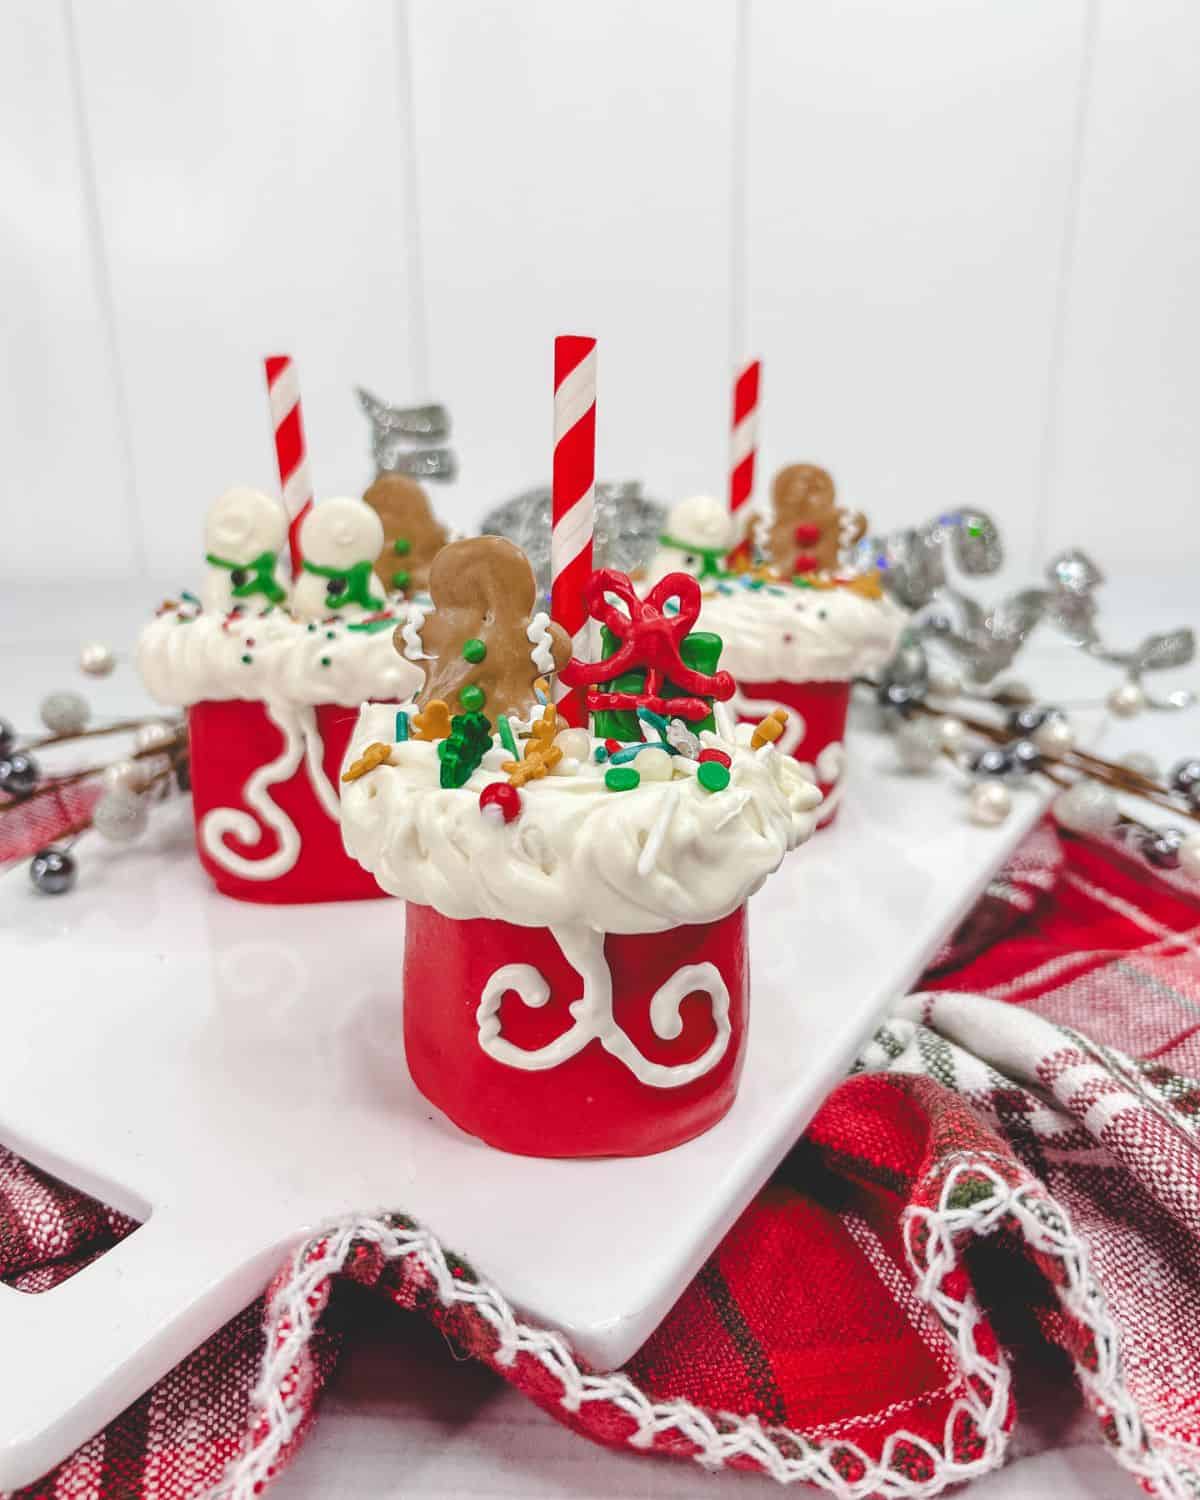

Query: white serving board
0;722;1047;1490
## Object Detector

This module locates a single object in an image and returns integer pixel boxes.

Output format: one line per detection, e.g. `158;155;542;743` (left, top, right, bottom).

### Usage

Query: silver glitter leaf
1131;628;1196;674
950;510;1003;576
986;588;1045;646
481;482;667;598
1046;548;1103;596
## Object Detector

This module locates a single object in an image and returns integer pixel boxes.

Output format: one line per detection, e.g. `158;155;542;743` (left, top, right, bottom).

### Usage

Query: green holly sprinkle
392;570;410;591
496;714;518;758
393;537;411;555
605;766;641;792
462;637;487;664
461;683;486;711
438;711;493;788
698;761;730;792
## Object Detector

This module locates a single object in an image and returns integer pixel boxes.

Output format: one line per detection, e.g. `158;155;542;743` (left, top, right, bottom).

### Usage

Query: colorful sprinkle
392;570;411;591
699;748;731;768
320;656;331;667
393;537;411;555
497;714;518;758
605;766;641;792
479;781;522;824
240;653;252;665
395;710;410;742
697;761;731;793
462;638;487;664
461;683;486;712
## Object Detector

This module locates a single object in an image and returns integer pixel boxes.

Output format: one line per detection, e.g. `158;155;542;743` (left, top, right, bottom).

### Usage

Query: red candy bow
558;569;735;723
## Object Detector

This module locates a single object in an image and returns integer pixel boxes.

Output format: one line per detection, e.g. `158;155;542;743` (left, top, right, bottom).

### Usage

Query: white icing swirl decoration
477;926;730;1087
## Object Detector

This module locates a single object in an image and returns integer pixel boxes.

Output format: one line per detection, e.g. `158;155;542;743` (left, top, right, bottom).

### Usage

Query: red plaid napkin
6;818;1198;1499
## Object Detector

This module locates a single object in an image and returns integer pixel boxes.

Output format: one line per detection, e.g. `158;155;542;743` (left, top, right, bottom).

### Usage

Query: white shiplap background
3;0;1198;588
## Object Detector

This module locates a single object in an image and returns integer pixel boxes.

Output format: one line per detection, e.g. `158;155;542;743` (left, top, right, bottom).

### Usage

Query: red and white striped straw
550;335;598;727
263;355;314;578
728;358;761;532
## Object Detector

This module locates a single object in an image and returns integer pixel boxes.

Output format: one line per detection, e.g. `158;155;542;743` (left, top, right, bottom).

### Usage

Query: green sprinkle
462;637;487;664
307;622;317;632
697;761;730;793
497;714;518;758
240;653;252;665
393;537;411;555
461;683;486;711
325;630;336;640
391;569;410;591
395;710;410;742
605;766;641;792
320;656;331;667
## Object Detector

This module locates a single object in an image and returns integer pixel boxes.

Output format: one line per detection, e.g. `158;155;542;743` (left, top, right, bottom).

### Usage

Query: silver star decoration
357;387;456;480
481;481;666;599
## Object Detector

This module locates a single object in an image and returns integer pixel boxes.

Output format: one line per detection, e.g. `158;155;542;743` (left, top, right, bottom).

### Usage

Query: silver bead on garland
968;781;1012;826
894;717;943;773
1054;780;1119;836
40;691;91;736
30;847;76;895
92;789;149;843
103;759;150;795
79;641;116;677
0;752;39;797
1142;826;1185;869
134;721;176;753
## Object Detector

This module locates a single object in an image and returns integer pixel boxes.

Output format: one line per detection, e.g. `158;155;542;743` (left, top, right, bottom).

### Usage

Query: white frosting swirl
697;578;906;683
137;609;424;708
341;704;822;934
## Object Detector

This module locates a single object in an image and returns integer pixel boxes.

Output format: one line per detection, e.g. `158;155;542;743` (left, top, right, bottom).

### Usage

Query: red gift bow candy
558;569;735;723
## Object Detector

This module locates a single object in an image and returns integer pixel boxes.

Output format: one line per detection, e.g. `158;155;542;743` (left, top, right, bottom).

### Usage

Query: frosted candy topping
340;702;822;934
696;576;906;683
137;606;424;709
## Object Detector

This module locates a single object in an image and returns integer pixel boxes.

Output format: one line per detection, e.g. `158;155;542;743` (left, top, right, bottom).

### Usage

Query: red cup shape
728;678;849;827
403;903;749;1157
188;699;387;904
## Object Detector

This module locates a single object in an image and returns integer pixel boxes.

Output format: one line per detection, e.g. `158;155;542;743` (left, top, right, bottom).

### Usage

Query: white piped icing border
341;703;822;935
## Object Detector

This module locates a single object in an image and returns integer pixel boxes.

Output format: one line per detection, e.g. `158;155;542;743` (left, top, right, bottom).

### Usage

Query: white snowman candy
291;496;388;621
202;487;289;614
646;494;738;585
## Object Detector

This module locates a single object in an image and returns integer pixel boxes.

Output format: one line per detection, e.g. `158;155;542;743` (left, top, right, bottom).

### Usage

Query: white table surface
3;574;1192;1500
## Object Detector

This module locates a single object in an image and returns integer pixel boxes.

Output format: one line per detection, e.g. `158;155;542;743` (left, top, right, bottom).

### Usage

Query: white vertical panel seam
392;0;431;398
59;0;148;580
728;0;751;387
1032;0;1100;574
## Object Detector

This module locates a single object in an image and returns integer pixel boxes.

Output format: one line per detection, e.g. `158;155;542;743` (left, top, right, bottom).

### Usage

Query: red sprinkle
699;748;732;768
792;553;819;574
794;523;822;545
479;782;522;823
605;739;622;754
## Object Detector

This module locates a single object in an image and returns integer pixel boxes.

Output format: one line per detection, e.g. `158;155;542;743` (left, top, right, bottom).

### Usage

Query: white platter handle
0;1211;287;1492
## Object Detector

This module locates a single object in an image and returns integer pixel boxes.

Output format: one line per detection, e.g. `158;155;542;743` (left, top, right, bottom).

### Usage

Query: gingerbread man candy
766;463;866;579
363;473;449;597
401;536;571;720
